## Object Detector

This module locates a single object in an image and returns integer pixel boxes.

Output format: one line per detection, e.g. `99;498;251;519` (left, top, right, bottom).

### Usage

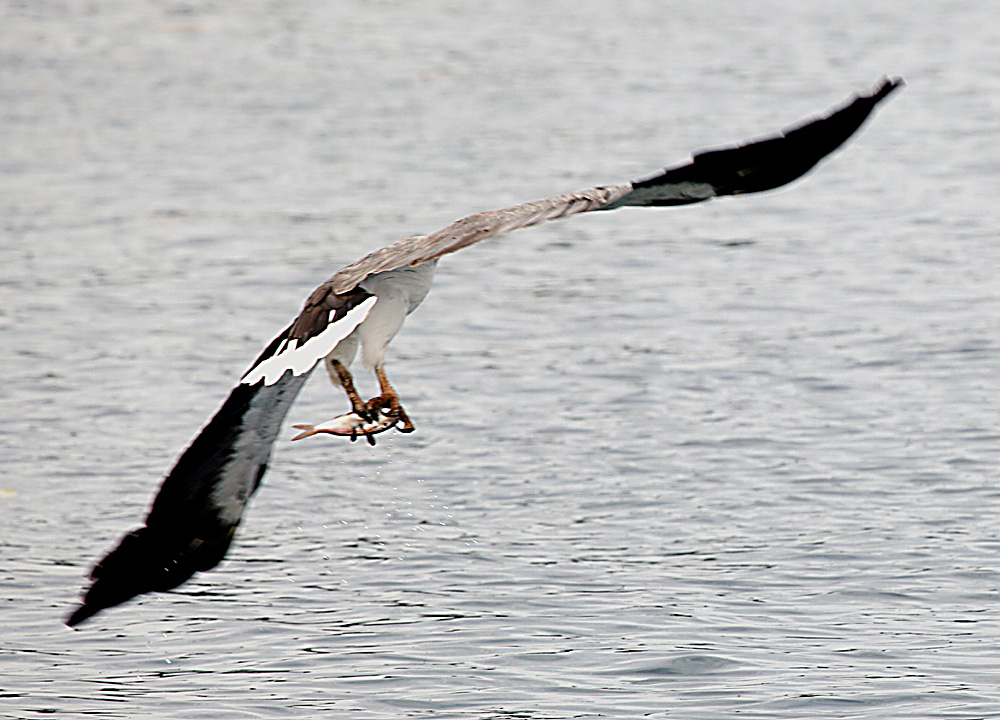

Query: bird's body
67;78;902;627
328;262;437;371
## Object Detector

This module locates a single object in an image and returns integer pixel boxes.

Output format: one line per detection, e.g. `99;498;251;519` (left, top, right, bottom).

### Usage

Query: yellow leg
328;359;370;419
369;365;415;433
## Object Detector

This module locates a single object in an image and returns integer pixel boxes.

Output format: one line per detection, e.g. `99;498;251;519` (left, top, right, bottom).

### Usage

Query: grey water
3;1;1000;718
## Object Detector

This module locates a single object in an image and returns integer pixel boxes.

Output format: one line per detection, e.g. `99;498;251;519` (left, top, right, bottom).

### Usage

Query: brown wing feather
288;283;373;345
331;185;632;294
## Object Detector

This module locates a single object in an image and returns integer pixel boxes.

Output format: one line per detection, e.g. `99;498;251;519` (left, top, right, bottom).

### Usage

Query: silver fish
291;408;400;444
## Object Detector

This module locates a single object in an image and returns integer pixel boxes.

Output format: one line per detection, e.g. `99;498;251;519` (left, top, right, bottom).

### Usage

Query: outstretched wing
331;77;902;295
66;291;375;626
68;77;902;626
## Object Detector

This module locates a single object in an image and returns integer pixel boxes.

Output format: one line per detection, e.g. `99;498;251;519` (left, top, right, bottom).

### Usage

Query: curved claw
365;393;415;434
352;403;374;423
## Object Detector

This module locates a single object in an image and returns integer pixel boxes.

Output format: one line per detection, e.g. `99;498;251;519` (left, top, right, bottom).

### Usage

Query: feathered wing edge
66;293;376;627
611;75;904;208
331;76;902;294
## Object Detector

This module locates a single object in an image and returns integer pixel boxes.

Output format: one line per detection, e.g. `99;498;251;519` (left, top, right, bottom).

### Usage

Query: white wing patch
241;297;377;386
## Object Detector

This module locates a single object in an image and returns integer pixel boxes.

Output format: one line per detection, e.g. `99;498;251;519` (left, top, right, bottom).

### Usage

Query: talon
394;403;415;433
371;365;416;434
355;403;374;422
366;433;376;446
363;391;415;434
364;395;391;422
394;407;415;434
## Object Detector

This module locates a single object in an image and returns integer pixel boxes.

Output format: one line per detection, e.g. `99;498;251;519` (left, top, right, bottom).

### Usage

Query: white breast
355;261;437;368
359;260;437;312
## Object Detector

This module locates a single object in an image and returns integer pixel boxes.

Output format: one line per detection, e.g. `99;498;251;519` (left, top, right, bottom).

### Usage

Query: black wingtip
871;76;905;103
624;75;904;205
65;602;100;628
65;521;237;627
66;359;305;627
64;528;157;627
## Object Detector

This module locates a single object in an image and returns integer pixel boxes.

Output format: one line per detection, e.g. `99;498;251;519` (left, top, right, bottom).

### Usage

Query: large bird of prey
66;77;902;627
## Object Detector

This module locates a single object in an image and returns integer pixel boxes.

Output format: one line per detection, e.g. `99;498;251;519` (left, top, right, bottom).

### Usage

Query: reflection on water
3;0;1000;718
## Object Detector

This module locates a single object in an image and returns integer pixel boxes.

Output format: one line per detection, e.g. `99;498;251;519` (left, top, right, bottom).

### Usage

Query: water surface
2;1;999;718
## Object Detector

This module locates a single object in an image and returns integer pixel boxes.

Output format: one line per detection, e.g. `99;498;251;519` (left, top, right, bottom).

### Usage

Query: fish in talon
290;408;400;441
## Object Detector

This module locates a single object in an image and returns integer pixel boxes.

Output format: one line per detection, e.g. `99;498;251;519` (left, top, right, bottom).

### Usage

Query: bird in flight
66;77;902;627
